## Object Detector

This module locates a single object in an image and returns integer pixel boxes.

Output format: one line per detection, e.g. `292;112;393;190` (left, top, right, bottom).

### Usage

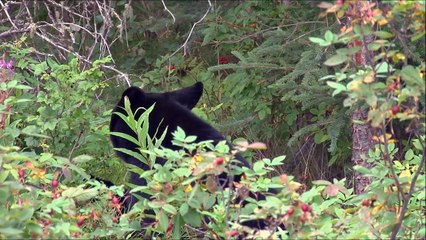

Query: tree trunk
348;1;376;194
351;109;375;194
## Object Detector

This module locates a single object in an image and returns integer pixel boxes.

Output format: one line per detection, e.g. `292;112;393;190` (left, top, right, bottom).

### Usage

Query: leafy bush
0;42;124;182
0;145;132;239
0;1;424;239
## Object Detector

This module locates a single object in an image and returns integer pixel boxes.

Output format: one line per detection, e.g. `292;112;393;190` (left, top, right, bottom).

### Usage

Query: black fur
109;82;250;207
108;83;286;236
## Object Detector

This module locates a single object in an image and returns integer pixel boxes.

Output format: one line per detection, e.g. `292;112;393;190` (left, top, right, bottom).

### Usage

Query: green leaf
365;94;377;107
18;208;34;222
368;42;382;51
375;62;392;74
158;211;169;232
202;32;214;46
326;81;346;96
265;196;281;208
314;132;329;144
335;208;344;219
182;208;202;227
309;37;329;46
0;227;23;236
270;155;286;166
172;127;186;142
179;203;189;216
73;188;99;204
353;165;371;175
173;168;192;177
324;54;348;66
162;204;177;215
312;180;332;185
172;215;183;239
184;135;197;143
354;25;361;35
374;31;394;39
114;148;148;165
253;161;265;173
324;30;334;42
401;65;422;85
405;149;414;161
411;30;425;41
72;155;93;164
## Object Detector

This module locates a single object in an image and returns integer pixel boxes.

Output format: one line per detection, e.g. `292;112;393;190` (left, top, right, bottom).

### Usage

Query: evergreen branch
213;21;323;44
209;63;293;72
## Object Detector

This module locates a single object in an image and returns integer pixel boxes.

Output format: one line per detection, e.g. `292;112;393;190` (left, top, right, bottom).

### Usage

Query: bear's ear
121;86;145;104
169;82;203;109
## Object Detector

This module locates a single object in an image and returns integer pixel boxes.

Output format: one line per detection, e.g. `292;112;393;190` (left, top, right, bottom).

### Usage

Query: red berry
392;105;399;115
336;0;344;5
214;157;225;165
167;222;173;233
219;56;229;65
112;196;120;204
362;199;370;207
44;219;51;226
113;216;119;223
388;82;398;91
77;217;85;227
18;169;25;178
167;64;175;70
301;203;311;212
51;180;59;188
228;230;239;237
286;207;294;216
91;210;98;220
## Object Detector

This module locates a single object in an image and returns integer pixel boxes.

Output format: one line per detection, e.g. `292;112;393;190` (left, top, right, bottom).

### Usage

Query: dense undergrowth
0;0;424;239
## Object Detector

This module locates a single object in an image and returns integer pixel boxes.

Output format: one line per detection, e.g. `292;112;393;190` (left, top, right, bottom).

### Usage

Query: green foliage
0;1;424;239
311;1;425;238
0;42;124;183
0;145;130;239
107;2;350;181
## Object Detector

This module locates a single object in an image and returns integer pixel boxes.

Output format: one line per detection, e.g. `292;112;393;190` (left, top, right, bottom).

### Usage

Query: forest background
0;1;424;239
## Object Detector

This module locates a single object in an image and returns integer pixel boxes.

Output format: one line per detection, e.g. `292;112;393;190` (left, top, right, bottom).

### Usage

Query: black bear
109;82;250;207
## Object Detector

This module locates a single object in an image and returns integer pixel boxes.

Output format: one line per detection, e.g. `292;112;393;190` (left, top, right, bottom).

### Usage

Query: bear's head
110;82;249;170
121;81;203;111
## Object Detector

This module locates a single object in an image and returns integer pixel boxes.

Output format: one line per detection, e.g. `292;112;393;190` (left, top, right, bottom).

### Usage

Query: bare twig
0;27;31;38
68;129;84;161
1;0;129;86
161;0;175;24
45;0;89;20
169;0;212;58
0;1;18;29
380;119;403;204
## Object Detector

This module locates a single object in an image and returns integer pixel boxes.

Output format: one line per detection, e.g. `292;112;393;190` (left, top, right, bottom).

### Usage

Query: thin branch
380;120;403;204
169;0;212;58
0;1;18;29
35;29;130;87
0;27;31;39
161;0;175;24
390;134;426;240
45;0;89;20
68;129;84;161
